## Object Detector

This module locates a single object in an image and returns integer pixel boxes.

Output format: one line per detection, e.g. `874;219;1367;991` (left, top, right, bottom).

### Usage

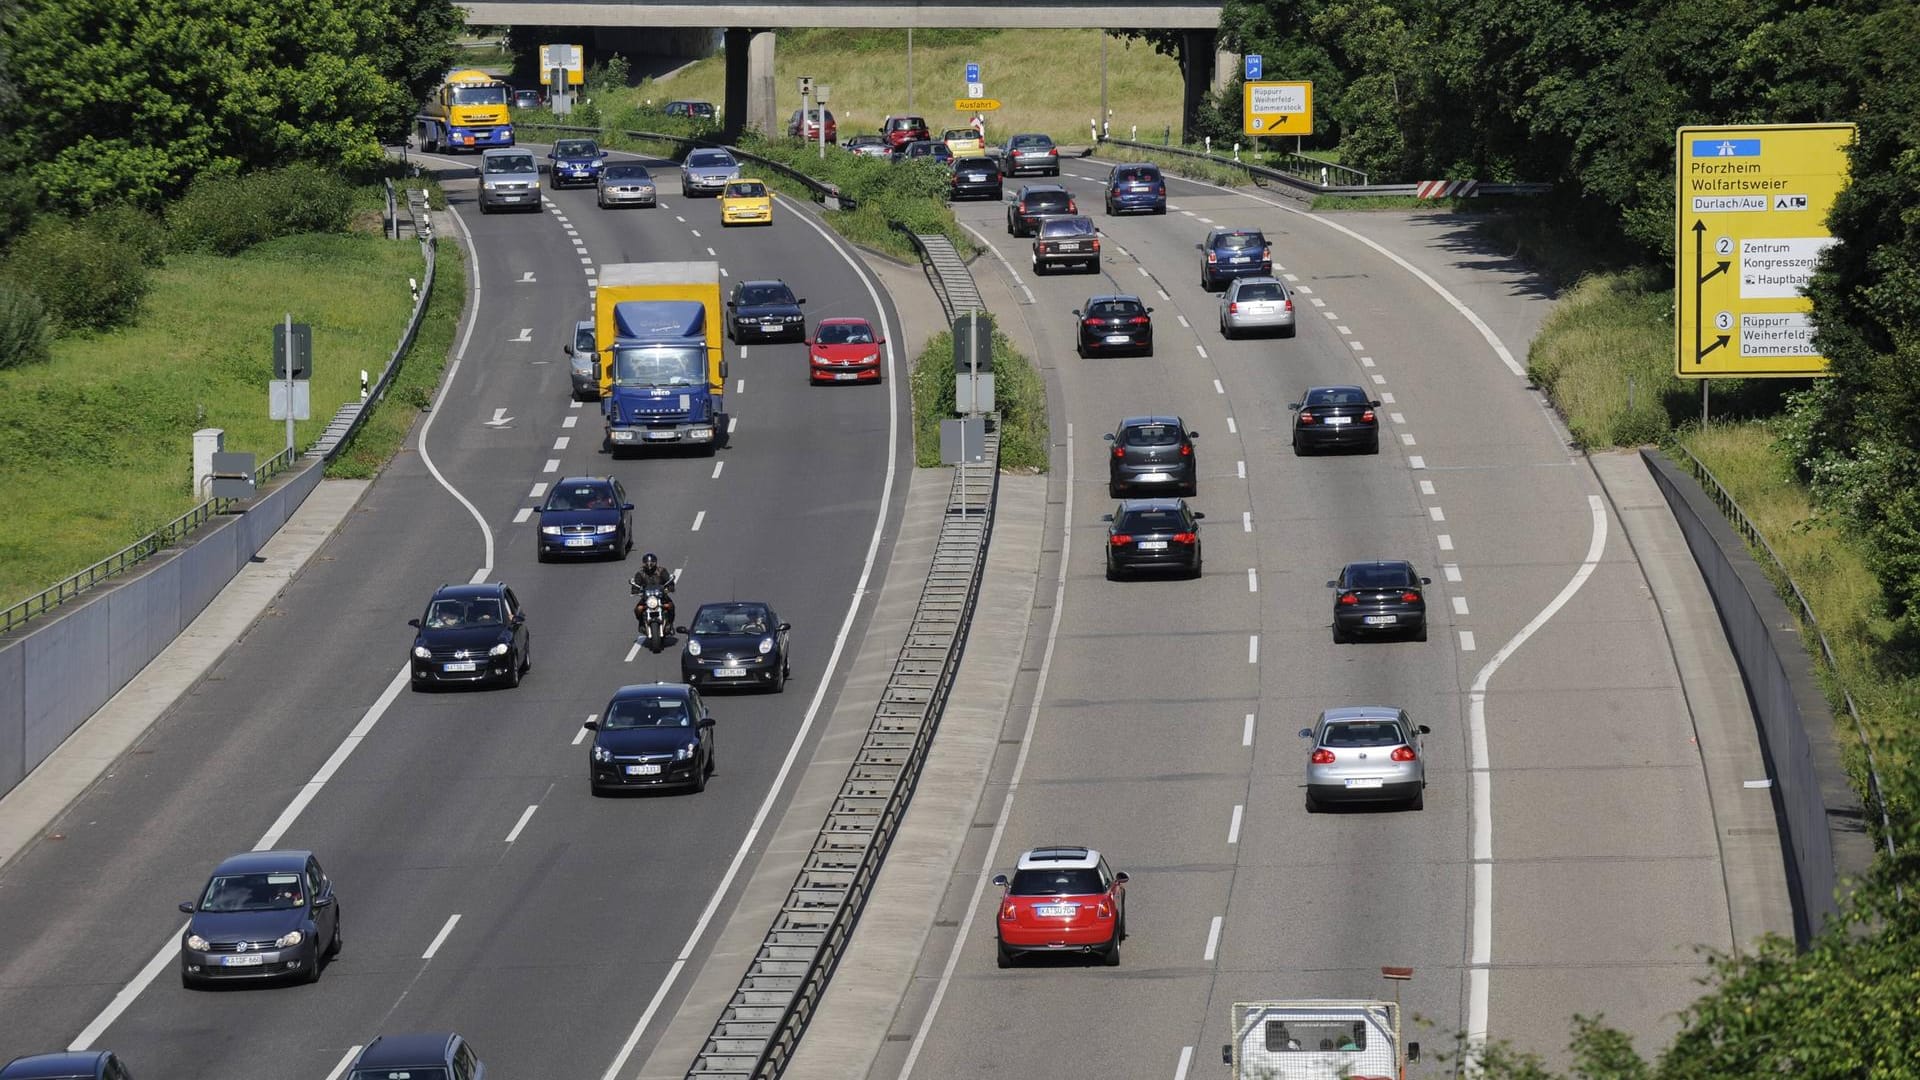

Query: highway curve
0;146;910;1080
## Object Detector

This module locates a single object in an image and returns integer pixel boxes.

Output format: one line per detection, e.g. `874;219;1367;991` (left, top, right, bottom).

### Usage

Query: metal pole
818;97;826;159
1100;34;1108;139
907;29;914;112
968;308;980;515
1702;380;1709;427
283;314;295;457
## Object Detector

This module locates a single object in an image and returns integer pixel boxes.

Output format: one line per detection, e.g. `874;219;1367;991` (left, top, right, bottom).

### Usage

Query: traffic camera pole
283;313;296;457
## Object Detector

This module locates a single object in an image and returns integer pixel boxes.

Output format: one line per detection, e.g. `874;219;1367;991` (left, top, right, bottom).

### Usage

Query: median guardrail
1094;136;1552;199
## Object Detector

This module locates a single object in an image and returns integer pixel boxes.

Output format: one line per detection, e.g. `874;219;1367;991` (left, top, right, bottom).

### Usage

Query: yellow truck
415;69;514;152
594;263;728;455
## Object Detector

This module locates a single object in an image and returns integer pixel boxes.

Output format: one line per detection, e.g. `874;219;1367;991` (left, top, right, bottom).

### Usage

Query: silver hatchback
598;163;657;208
1300;706;1429;812
1218;276;1296;338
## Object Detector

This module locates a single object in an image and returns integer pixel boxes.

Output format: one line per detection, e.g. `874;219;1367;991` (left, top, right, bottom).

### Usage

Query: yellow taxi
942;127;985;155
719;178;773;226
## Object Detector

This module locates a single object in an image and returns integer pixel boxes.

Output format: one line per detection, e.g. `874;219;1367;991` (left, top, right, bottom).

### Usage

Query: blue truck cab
602;301;725;456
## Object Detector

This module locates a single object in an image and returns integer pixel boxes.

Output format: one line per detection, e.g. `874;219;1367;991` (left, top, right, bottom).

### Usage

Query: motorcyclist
629;553;675;635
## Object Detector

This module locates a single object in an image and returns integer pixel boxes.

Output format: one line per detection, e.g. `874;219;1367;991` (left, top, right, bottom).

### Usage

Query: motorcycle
632;583;673;652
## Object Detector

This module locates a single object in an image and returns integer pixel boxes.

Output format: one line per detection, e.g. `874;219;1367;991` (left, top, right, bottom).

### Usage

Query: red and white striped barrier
1415;179;1480;199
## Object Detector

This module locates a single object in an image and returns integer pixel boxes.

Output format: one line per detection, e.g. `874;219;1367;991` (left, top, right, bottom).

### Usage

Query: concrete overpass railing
461;0;1222;29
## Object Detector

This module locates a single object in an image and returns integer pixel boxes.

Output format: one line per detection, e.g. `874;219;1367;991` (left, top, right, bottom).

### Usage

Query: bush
168;164;354;255
0;216;150;332
0;281;51;369
88;204;167;268
911;327;1049;471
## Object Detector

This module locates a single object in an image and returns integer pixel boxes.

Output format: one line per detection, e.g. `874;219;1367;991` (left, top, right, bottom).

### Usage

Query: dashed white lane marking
1175;1046;1194;1080
563;415;578;429
1157;288;1170;300
1181;209;1196;216
712;460;725;480
1236;460;1246;479
1137;266;1151;278
322;1046;362;1080
1228;805;1243;844
1420;480;1436;496
422;914;461;960
691;510;706;531
1242;713;1256;746
553;436;570;450
569;399;582;409
1444;563;1462;582
740;346;749;357
1372;374;1387;384
530;482;549;498
1361;357;1376;367
720;268;729;277
1391;413;1406;424
690;229;701;237
512;327;532;342
519;271;536;283
573;714;596;745
736;378;745;393
623;642;640;663
1401;433;1417;445
727;416;738;434
584;267;597;277
1197;217;1214;225
572;238;586;248
564;225;578;234
1294;285;1312;294
1429;506;1446;522
1350;341;1365;351
1453;596;1470;615
1459;630;1478;652
1225;417;1237;434
1203;915;1223;960
1176;315;1191;328
1247;568;1258;592
1247;636;1259;664
1410;455;1427;469
580;256;592;264
1310;297;1326;307
504;805;537;843
1438;534;1455;551
1213;379;1225;394
1336;325;1352;335
1381;392;1395;404
512;508;532;524
675;215;686;222
1242;511;1252;532
707;247;717;257
1195;344;1209;359
1283;273;1299;282
1113;244;1131;258
543;458;560;472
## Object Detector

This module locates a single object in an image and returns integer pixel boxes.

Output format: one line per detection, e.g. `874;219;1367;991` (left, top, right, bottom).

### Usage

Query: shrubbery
0;215;151;333
912;327;1048;471
168;164;355;256
0;281;51;370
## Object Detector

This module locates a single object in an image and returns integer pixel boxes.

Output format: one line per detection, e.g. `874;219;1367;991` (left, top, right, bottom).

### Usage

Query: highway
886;161;1736;1074
0;146;910;1079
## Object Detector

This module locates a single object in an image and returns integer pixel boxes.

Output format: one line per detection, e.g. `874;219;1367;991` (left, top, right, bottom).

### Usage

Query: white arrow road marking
512;328;531;342
519;271;535;283
485;408;513;427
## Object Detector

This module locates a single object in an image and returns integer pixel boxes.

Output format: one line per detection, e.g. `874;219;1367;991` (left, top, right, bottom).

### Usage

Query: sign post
1244;54;1263;81
816;84;831;159
270;315;312;456
1673;122;1854;389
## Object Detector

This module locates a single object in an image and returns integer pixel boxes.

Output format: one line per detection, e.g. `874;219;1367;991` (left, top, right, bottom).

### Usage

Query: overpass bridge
461;1;1231;142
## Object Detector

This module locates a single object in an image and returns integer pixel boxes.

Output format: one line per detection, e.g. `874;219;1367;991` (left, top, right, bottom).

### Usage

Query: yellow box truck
594;262;727;456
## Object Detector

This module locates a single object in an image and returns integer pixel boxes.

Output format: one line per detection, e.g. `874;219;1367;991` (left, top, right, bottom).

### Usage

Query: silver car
1218;276;1296;338
598;163;657;208
681;148;740;197
477;148;541;213
565;319;598;400
1300;706;1429;812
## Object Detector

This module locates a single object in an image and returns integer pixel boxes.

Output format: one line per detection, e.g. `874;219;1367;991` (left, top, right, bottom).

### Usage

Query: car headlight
786;314;804;322
540;525;564;535
863;352;881;364
489;642;510;656
593;524;618;534
186;934;210;951
676;742;697;761
758;636;774;655
592;744;612;763
687;639;702;656
412;645;430;659
275;930;303;949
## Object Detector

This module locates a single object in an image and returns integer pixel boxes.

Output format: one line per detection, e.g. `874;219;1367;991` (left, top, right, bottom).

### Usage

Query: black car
408;582;532;690
1075;295;1153;356
584;683;717;795
0;1053;134;1080
1200;228;1272;291
346;1034;484;1080
1007;184;1076;237
178;850;341;987
726;279;807;343
948;156;1002;201
1103;498;1204;580
892;139;952;165
1330;561;1431;643
1105;415;1198;497
534;476;633;561
679;601;791;691
1290;384;1382;455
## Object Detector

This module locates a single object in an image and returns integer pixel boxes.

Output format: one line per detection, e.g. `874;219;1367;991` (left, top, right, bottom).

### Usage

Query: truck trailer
595;262;727;455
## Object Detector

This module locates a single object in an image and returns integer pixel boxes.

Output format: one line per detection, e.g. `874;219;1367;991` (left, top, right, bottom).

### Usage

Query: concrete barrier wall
0;461;325;798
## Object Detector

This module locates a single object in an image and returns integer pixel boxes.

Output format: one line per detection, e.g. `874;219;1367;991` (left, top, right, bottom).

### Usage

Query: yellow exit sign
1242;81;1311;136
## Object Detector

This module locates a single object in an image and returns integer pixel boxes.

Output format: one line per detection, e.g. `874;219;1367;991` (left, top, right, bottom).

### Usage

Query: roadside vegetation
911;327;1047;472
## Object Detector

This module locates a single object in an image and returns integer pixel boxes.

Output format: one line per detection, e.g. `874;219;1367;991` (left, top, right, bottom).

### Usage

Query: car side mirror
1417;724;1432;734
1100;513;1114;522
876;337;887;345
699;716;716;729
1288;403;1302;410
1113;871;1129;884
797;298;807;305
1188;431;1199;439
564;343;574;355
599;150;609;158
673;625;688;635
1298;727;1314;738
407;618;421;628
803;339;814;346
1071;310;1082;318
313;895;335;909
778;622;791;631
1193;512;1205;520
582;719;599;731
726;300;736;307
1146;307;1155;314
179;901;196;914
511;613;525;625
1408;1043;1420;1062
991;874;1009;888
1370;399;1383;407
622;503;635;511
1101;432;1116;441
1420;576;1432;584
1325;580;1339;589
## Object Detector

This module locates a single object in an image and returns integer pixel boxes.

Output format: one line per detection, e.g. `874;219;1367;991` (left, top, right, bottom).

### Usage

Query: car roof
1116;497;1190;513
816;316;871;326
554;475;613;488
1009;132;1053;141
1320;706;1403;723
726;177;766;184
354;1033;459;1069
1118;414;1185;429
1083;294;1145;306
739;278;790;290
481;147;529;158
1207;227;1264;239
1229;275;1283;287
1016;845;1101;870
610;681;693;701
1111;161;1161;171
1306;384;1369;396
212;849;313;875
0;1052;112;1080
429;582;507;600
1020;184;1068;195
574;318;594;329
1341;559;1416;573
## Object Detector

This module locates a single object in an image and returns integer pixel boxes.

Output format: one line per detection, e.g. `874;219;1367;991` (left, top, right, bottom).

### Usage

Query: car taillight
1113;447;1125;459
1338;592;1358;605
1283;299;1294;312
1000;902;1018;921
1228;302;1239;313
1262;245;1272;261
1068;198;1078;212
1129;315;1149;325
1402;591;1422;603
1096;901;1114;919
1298;410;1315;424
1311;748;1336;764
1361;409;1375;422
1207;251;1218;264
1091;238;1100;252
1390;746;1418;762
1047;147;1058;156
1173;532;1198;544
1110;534;1133;546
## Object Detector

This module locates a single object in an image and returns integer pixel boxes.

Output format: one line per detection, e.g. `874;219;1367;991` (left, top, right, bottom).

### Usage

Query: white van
477;148;540;213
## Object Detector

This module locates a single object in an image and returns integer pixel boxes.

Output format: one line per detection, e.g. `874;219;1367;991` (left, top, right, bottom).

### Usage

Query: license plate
626;764;663;776
714;668;747;678
1327;416;1351;425
221;954;266;967
968;173;987;181
1105;335;1131;344
645;430;676;440
1230;255;1249;263
1138;540;1169;550
565;537;595;547
1035;904;1078;917
1140;472;1170;482
762;321;783;329
835;372;858;380
1345;777;1385;789
443;661;478;672
1364;615;1398;626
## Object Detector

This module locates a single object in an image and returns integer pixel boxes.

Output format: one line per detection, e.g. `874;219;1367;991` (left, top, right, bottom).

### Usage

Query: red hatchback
881;114;931;148
807;317;885;385
992;846;1128;967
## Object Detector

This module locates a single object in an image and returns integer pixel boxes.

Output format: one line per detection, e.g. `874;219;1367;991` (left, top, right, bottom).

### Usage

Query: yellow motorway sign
1242;81;1312;137
538;43;585;85
1674;123;1853;378
955;98;1000;111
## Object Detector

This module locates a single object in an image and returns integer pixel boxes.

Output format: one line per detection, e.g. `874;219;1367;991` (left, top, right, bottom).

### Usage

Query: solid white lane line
1409;455;1426;469
504;805;537;843
1429;506;1446;522
1438;534;1455;551
1420;480;1436;496
544;458;560;472
1242;511;1252;532
1444;563;1462;582
67;935;182;1050
553;436;570;450
1228;805;1243;844
1213;379;1225;394
1236;460;1246;479
602;193;905;1080
422;914;461;959
414;204;495;578
1247;568;1258;592
1203;915;1223;961
573;715;595;746
321;1045;362;1080
712;460;725;480
563;415;578;428
1459;631;1477;651
1225;417;1237;434
1453;596;1470;615
1175;1046;1194;1080
957;221;1037;304
512;508;532;524
1248;636;1259;664
1243;713;1256;746
691;510;706;531
1176;315;1190;328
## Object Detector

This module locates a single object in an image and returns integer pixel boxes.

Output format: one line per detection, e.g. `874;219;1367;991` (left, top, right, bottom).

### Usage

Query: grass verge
0;231;425;609
1525;268;1679;448
910;327;1047;472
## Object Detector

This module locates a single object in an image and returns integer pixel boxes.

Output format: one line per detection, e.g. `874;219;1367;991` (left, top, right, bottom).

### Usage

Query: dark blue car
584;683;716;795
547;138;606;189
346;1033;484;1080
178;850;341;987
679;601;790;691
1200;227;1272;291
408;582;532;690
1104;163;1167;215
0;1052;135;1080
534;476;632;560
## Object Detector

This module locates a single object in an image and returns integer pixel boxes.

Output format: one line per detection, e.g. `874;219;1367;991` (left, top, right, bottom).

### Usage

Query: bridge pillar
747;30;778;140
1180;30;1218;145
1213;46;1238;95
722;28;752;141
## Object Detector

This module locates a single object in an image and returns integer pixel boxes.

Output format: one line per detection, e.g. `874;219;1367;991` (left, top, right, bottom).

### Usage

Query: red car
807;317;885;385
787;107;836;144
992;846;1128;967
881;114;931;149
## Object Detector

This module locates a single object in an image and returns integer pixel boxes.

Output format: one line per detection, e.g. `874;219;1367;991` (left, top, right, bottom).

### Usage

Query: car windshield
1348;564;1415;588
485;155;535;174
1025;191;1070;209
725;182;767;198
815;322;875;345
574;325;595;351
888;117;926;131
740;284;793;306
688;150;734;168
545;484;617;511
1088;300;1142;318
555;140;597;157
1323;721;1406;747
604;165;650;181
1215;232;1265;251
198;871;306;912
423;597;504;628
1236;282;1286;301
687;102;715;116
943;129;976;140
691;605;771;634
1115;167;1158;182
1009;134;1051;148
611;345;705;387
1307;387;1371;407
1117;508;1186;532
605;695;693;729
451;85;507;105
1123;423;1181;446
352;1069;450;1080
1009;868;1103;896
1040;218;1094;237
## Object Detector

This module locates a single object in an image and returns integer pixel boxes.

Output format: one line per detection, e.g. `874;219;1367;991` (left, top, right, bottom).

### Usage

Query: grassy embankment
0;194;453;609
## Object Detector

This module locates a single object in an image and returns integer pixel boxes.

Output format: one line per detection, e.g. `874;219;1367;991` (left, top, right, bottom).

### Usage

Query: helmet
642;552;658;567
